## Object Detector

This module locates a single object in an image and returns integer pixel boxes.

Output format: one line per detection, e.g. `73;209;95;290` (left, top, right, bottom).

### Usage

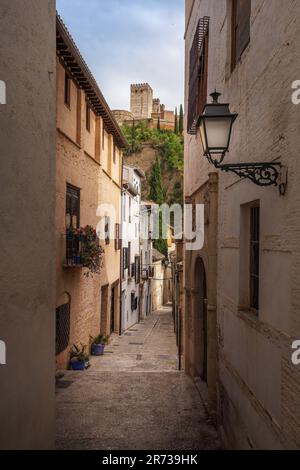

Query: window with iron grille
187;16;209;135
231;0;251;71
66;184;80;229
56;303;70;355
66;184;80;262
250;204;260;311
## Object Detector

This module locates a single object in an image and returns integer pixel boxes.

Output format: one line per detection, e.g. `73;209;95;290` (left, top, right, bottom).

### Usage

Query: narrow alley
56;306;220;450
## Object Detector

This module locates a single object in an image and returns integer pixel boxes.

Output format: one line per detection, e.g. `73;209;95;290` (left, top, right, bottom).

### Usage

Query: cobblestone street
56;306;220;450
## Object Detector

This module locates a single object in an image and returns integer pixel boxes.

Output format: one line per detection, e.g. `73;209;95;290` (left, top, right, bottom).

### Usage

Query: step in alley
55;306;220;450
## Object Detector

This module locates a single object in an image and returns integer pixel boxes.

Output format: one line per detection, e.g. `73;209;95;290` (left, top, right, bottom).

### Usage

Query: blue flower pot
91;343;105;356
70;360;85;371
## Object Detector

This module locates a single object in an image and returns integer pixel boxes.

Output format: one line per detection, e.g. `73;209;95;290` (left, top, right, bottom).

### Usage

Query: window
135;256;141;285
66;184;80;229
66;184;80;262
105;216;110;245
187;16;209;135
64;72;71;107
250;205;260;311
113;144;116;164
102;122;105;150
131;262;135;279
128;242;131;267
123;247;129;276
131;293;136;311
115;223;121;251
86;102;91;132
56;303;70;355
231;0;251;71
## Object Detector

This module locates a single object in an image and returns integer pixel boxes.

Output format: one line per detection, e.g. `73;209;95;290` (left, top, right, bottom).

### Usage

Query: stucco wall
185;0;300;449
0;0;56;449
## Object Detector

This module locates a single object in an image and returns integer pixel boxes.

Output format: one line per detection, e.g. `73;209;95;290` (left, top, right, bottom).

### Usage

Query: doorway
100;285;109;335
194;257;208;383
110;286;116;334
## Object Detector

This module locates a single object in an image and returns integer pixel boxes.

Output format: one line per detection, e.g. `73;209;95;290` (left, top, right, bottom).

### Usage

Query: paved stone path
56;306;220;450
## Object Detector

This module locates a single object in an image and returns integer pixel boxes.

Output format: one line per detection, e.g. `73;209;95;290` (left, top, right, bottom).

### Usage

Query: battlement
131;83;153;92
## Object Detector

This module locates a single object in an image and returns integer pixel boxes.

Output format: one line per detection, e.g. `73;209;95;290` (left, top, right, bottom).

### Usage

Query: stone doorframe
184;172;219;417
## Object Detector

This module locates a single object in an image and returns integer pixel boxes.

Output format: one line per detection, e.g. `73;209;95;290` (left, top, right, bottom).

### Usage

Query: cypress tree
174;107;179;134
179;104;184;134
157;117;161;132
149;158;168;257
149;157;164;205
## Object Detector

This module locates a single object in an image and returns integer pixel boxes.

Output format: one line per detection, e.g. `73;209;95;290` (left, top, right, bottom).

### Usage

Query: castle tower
130;83;153;119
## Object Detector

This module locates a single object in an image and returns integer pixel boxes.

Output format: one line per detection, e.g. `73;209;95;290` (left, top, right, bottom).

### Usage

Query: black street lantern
196;90;287;195
197;90;237;165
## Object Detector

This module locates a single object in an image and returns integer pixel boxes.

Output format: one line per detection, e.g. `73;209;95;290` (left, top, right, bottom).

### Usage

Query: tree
149;158;168;257
174;107;179;134
149;157;165;204
179;104;184;134
157;117;161;132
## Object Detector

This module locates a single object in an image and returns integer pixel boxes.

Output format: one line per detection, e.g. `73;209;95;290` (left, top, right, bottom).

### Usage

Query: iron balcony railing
65;228;97;267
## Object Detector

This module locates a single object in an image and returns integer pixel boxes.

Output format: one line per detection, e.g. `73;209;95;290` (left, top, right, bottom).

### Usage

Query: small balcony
63;226;98;269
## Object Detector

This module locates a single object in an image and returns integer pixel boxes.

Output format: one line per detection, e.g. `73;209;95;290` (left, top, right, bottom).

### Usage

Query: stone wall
0;0;56;449
184;0;300;449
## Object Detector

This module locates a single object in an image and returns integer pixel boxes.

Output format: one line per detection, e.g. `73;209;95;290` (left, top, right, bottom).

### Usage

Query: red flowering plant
79;225;104;277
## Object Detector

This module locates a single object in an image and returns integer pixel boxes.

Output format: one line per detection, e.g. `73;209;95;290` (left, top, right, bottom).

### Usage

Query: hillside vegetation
121;122;184;207
122;121;184;257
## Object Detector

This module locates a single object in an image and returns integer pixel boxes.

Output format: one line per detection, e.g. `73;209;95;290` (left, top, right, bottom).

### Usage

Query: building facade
140;202;154;319
55;16;126;369
184;0;300;449
0;0;56;449
113;83;175;130
152;249;166;311
121;165;143;331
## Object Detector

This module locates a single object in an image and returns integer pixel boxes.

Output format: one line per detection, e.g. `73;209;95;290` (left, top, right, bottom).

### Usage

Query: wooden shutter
232;0;251;69
187;17;210;135
115;223;120;250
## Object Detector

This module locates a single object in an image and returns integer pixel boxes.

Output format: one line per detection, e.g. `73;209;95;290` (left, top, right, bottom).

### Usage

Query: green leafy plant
90;334;109;346
79;225;104;277
69;343;89;364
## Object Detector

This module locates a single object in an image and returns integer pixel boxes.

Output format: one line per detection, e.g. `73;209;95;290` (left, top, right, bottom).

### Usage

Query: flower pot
70;360;86;371
91;343;105;356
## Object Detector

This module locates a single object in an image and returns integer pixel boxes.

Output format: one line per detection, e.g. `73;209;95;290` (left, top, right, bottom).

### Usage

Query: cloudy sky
57;0;184;112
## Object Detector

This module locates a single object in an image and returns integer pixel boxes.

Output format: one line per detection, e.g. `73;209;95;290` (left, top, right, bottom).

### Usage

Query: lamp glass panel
199;120;208;153
205;117;232;153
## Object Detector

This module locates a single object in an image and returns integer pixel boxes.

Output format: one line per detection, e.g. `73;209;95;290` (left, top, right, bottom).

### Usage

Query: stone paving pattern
56;306;220;450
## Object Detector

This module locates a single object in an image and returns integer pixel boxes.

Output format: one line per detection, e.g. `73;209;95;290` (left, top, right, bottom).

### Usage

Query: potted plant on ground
69;343;90;371
90;334;109;356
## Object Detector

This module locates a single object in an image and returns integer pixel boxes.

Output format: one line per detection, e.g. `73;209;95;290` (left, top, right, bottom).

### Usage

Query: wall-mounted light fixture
196;91;287;195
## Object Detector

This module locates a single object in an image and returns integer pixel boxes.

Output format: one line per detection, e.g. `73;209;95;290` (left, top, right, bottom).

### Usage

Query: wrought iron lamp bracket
206;153;287;195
